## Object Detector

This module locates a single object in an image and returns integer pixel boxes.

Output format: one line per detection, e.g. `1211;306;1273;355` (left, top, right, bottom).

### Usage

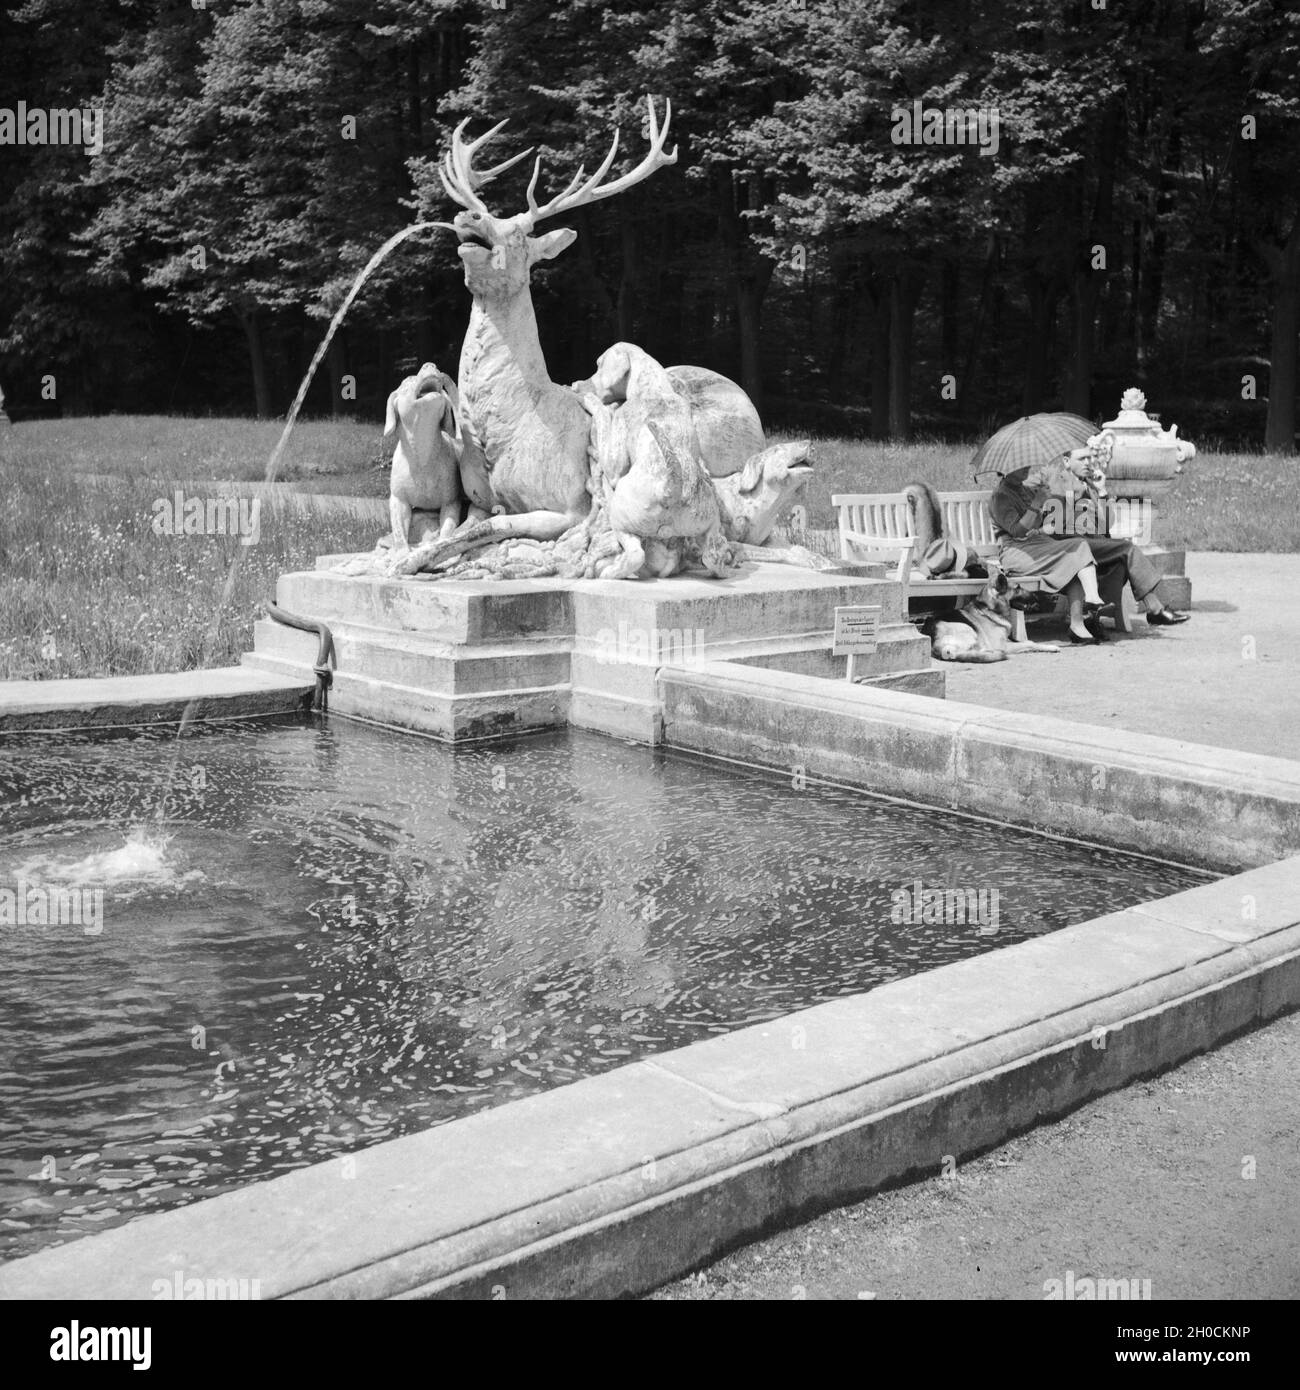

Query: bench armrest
837;529;915;579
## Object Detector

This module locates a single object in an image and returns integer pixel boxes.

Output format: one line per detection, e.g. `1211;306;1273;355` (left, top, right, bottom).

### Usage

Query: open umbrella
970;412;1096;481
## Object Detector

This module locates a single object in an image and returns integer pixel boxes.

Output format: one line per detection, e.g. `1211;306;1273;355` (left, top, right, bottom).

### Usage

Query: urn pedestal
1101;389;1196;612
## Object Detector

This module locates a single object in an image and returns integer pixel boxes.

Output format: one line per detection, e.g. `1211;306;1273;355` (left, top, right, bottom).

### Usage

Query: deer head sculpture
441;96;677;302
388;97;679;577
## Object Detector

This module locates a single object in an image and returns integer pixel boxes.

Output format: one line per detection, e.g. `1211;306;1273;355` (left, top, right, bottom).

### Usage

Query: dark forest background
1;0;1297;449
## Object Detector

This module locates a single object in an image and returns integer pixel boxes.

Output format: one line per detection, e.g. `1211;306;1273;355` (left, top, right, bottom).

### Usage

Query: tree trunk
1255;220;1300;454
714;165;774;410
1137;129;1178;369
735;272;769;413
617;214;637;342
940;257;960;376
1062;272;1096;417
328;334;348;419
1063;101;1121;418
888;268;920;441
239;310;272;418
416;281;438;365
867;275;890;439
1022;271;1057;414
961;234;998;423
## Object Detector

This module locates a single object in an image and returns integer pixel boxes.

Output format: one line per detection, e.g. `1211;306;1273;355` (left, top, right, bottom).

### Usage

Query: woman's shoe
1082;599;1109;616
1084;617;1109;643
1147;609;1190;625
1068;629;1101;645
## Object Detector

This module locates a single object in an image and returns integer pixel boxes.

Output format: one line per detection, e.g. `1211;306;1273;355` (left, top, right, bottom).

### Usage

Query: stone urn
1100;387;1195;535
1098;387;1194;607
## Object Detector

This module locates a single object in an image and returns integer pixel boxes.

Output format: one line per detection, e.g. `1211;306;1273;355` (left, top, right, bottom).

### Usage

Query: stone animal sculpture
661;365;766;477
712;440;815;546
388;96;678;578
383;362;491;550
582;342;732;579
570;361;766;480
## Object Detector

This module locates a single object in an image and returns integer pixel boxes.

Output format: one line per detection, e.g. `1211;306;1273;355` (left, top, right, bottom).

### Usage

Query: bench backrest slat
833;489;997;546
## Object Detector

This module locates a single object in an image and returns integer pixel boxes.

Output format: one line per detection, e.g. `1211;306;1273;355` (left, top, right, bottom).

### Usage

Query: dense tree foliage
0;0;1296;449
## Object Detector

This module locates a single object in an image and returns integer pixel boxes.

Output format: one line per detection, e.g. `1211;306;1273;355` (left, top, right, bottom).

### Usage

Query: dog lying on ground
923;566;1059;663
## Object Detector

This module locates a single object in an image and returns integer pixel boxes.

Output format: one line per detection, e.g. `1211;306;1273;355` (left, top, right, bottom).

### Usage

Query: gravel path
941;552;1300;761
653;1009;1300;1300
655;549;1300;1300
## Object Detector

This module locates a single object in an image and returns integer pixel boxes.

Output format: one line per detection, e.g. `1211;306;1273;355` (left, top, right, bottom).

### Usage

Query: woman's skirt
997;533;1094;592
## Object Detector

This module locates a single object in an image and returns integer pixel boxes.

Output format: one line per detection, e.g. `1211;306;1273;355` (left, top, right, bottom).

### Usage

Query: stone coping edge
657;661;1300;871
1;855;1297;1301
0;668;314;733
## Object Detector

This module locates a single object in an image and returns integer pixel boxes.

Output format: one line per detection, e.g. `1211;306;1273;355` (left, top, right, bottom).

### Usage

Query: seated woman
989;457;1190;644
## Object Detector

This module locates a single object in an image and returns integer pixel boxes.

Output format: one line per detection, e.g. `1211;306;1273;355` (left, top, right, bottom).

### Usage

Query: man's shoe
1147;609;1190;625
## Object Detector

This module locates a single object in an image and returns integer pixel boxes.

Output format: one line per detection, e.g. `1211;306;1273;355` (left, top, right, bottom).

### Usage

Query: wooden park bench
832;488;1135;634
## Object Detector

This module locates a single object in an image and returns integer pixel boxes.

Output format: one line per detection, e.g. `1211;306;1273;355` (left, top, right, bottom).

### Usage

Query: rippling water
0;716;1209;1260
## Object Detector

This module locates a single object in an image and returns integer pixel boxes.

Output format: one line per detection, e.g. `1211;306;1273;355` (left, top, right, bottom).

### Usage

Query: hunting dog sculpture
383;362;490;550
581;342;732;579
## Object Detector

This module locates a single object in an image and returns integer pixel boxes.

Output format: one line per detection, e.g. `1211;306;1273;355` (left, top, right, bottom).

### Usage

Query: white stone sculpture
581;343;732;579
713;441;815;546
387;97;678;578
360;97;817;584
383;362;490;550
659;365;766;477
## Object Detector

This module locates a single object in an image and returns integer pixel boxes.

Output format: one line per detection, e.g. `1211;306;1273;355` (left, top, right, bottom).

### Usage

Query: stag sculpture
389;97;678;577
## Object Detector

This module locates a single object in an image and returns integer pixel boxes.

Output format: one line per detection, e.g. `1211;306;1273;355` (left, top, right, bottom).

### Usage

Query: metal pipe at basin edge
266;602;335;712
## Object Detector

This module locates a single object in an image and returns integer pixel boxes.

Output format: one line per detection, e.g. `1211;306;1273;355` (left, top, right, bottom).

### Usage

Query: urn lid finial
1119;387;1146;413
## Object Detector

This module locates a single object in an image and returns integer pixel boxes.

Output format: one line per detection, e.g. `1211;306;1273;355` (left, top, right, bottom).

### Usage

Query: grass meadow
1;414;1296;680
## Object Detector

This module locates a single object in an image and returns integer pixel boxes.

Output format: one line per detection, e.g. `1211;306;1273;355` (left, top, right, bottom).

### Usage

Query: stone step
1155;574;1192;609
276;569;575;645
567;565;905;640
731;624;931;682
856;667;946;698
277;560;906;646
250;618;571;697
1144;546;1187;577
241;652;568;742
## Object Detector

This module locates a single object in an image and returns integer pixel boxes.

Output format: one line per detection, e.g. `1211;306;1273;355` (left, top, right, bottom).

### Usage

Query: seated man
990;456;1189;644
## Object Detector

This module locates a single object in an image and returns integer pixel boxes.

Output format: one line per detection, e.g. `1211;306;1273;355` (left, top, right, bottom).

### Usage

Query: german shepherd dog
923;566;1060;662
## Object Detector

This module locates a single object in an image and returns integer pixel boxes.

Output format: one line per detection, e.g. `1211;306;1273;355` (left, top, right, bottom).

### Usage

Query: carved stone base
243;560;938;743
1144;545;1191;611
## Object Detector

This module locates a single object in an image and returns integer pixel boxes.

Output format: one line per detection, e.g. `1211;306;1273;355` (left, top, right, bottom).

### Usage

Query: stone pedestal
242;558;939;744
1106;481;1192;611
